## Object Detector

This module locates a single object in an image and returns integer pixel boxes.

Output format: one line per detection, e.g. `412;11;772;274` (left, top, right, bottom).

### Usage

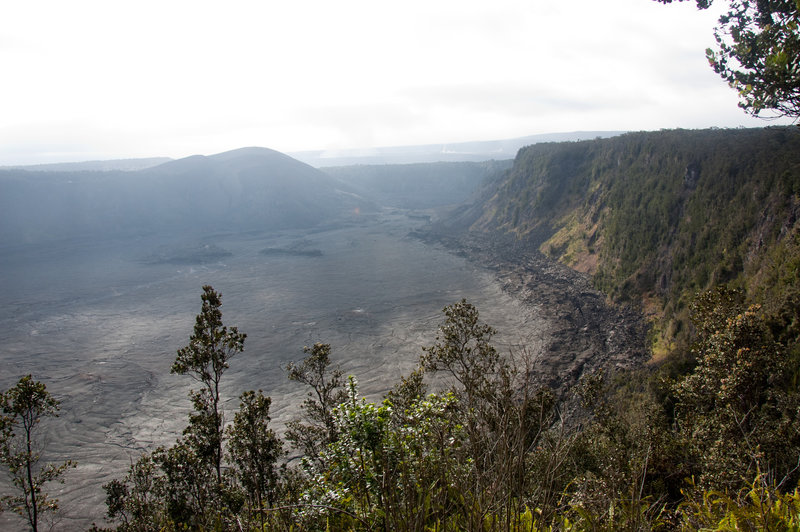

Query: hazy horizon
1;129;628;169
2;0;795;166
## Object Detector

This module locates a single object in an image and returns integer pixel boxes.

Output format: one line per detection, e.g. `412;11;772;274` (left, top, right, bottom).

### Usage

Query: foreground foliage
657;0;800;119
79;282;800;530
0;375;75;531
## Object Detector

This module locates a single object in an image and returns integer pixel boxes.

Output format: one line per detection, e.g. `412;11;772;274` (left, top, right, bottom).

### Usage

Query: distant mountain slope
436;127;800;352
0;147;374;245
322;160;513;209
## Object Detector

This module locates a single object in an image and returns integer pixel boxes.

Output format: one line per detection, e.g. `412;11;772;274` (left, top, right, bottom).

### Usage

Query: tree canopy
658;0;800;119
0;376;75;532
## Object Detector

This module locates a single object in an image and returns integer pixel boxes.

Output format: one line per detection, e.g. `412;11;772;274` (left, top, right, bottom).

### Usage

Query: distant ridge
1;157;173;172
0;132;626;170
0;147;374;245
290;131;625;167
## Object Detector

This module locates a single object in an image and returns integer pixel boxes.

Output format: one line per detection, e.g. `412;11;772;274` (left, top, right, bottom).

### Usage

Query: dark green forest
470;127;800;358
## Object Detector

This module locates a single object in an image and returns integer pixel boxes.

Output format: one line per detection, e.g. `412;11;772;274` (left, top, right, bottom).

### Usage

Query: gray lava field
0;210;548;528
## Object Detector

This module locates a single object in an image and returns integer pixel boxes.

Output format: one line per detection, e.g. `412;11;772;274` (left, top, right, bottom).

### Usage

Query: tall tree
226;389;283;530
171;285;246;486
657;0;800;118
419;298;500;406
419;300;560;529
285;343;347;462
0;375;75;532
102;286;247;530
103;453;166;531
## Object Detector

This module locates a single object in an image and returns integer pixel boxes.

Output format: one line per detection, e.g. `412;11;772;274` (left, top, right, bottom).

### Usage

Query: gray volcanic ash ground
0;210;548;529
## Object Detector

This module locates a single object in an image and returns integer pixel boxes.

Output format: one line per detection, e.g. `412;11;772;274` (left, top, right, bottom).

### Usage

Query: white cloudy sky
0;0;792;165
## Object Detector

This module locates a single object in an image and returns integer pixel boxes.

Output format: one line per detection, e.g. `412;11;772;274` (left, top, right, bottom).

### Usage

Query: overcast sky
0;0;793;165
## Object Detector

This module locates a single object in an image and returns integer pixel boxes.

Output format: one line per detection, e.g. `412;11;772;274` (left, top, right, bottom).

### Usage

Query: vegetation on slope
470;127;800;355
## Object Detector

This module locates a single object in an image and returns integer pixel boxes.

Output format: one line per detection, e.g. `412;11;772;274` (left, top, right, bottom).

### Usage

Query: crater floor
0;210;548;529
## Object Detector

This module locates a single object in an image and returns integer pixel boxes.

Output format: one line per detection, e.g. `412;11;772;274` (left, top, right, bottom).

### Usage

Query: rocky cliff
431;127;800;356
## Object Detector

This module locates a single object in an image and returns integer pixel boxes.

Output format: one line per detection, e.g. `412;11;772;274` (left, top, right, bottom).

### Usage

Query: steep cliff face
446;127;800;353
417;229;649;407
